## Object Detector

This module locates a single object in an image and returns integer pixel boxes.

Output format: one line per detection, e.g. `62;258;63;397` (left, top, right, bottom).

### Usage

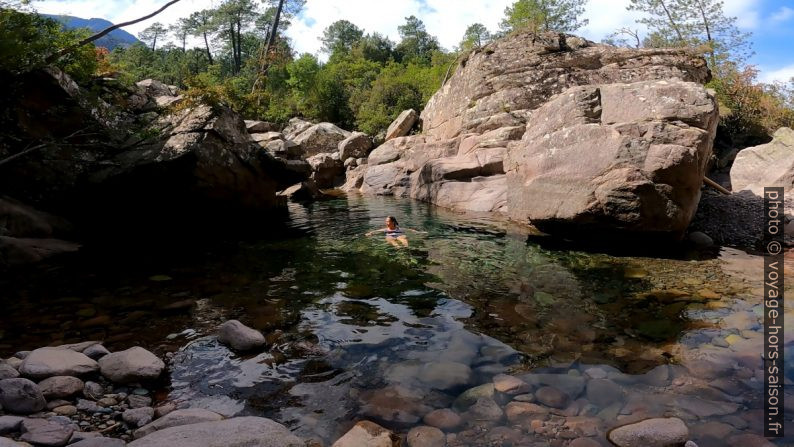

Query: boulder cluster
346;31;720;238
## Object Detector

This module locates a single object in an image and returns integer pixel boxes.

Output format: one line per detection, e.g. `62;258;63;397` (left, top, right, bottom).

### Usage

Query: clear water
1;195;792;446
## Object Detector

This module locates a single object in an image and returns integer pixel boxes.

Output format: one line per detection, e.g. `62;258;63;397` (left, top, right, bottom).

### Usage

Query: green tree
170;18;191;51
214;0;259;74
321;20;364;56
627;0;688;45
679;0;752;72
353;32;394;64
138;22;167;51
186;10;215;64
500;0;589;34
459;23;491;51
395;15;440;65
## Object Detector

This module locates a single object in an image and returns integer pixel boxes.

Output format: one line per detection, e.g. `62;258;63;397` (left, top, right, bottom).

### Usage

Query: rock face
506;80;717;235
97;347;164;383
386;109;418;141
608;417;689;447
128;416;304;447
1;68;301;240
0;378;46;414
19;348;98;379
217;320;266;352
349;31;716;237
730;127;794;195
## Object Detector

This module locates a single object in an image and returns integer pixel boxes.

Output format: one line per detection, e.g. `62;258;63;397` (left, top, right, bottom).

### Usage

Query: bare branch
45;0;183;63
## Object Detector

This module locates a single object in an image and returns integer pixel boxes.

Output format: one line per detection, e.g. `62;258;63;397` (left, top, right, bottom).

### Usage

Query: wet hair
387;216;399;226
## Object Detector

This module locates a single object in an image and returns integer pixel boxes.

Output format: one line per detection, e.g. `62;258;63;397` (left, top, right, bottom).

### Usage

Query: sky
32;0;794;83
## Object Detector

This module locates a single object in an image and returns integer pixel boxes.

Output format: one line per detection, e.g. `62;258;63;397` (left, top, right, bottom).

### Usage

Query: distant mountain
43;14;140;50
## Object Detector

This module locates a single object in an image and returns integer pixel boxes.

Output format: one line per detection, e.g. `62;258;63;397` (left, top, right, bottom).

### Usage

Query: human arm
365;228;386;236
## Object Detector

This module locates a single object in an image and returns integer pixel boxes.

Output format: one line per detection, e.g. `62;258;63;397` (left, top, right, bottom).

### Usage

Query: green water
1;195;791;445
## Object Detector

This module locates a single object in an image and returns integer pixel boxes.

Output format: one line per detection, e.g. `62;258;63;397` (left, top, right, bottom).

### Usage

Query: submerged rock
332;420;397;447
608;417;689;447
133;408;224;439
217;320;266;352
406;425;445;447
128;417;304;447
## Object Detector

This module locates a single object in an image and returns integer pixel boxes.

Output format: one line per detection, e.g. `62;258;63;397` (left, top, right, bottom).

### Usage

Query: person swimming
365;216;424;247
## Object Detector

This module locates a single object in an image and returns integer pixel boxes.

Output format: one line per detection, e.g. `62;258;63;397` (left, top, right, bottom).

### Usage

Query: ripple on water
1;196;792;445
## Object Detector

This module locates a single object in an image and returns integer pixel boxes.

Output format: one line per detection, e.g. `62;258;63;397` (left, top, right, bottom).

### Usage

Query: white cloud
30;0;766;53
760;64;794;84
771;6;794;23
722;0;762;29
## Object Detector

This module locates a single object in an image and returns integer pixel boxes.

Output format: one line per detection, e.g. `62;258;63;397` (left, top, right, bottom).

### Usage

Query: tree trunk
229;23;238;73
659;0;685;43
152;33;158;51
45;0;182;63
695;0;717;69
203;31;214;65
250;0;285;95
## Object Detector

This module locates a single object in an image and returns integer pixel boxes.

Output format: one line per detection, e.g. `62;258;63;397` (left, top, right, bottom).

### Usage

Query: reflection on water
1;195;793;445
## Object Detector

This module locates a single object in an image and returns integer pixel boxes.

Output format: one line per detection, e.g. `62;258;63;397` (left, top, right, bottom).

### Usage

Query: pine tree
138;22;167;51
500;0;589;34
321;20;364;56
459;23;492;51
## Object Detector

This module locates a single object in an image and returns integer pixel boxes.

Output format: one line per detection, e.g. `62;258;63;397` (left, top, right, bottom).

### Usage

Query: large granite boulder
349;30;716;237
730;127;794;195
385;109;418;141
339;132;373;160
128;416;304;447
307;153;345;189
293;123;351;157
505;80;718;235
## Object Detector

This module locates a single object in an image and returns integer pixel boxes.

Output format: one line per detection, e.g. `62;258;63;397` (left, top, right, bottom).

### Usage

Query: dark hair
387;216;399;226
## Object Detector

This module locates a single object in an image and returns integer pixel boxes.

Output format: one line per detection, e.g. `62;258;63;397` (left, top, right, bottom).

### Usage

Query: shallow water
2;195;793;445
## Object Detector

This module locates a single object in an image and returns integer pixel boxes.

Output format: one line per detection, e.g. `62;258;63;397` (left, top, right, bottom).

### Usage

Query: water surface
2;196;792;446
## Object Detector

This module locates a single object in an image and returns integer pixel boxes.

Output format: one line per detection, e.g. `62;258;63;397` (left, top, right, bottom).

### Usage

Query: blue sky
32;0;794;83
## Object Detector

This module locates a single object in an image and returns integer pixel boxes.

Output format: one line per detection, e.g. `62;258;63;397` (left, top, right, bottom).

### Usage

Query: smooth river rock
98;347;164;383
20;417;74;447
19;348;98;379
0;378;46;414
608;417;689;447
406;426;445;447
38;376;84;399
129;417;304;447
133;408;224;439
123;407;155;428
332;420;397;447
217;320;266;352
